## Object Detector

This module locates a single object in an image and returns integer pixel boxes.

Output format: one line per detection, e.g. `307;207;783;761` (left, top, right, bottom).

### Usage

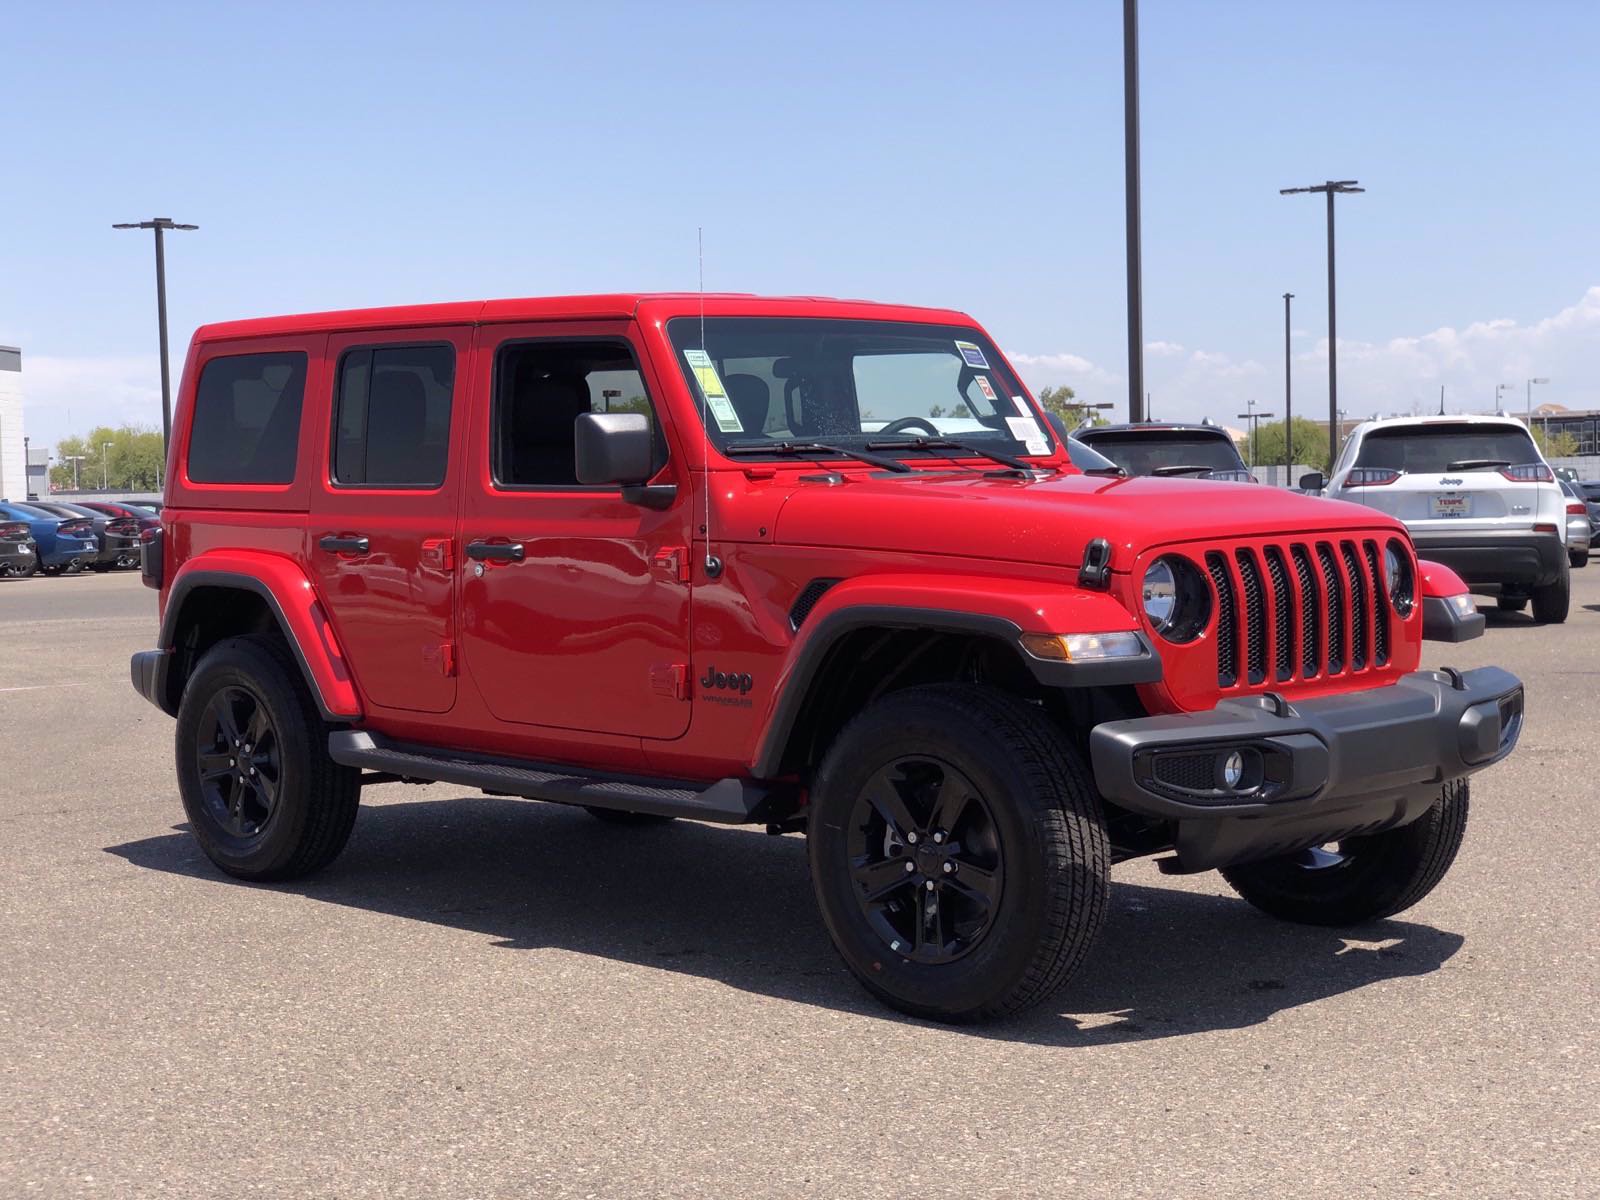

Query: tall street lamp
1525;377;1549;423
1123;0;1145;422
1495;382;1514;411
1236;406;1275;469
102;441;112;489
1071;401;1116;426
1282;291;1294;477
64;454;87;491
112;217;199;454
1280;180;1363;471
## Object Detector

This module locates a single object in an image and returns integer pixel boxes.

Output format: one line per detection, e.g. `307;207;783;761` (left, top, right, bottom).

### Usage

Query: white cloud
1009;286;1600;426
17;355;165;451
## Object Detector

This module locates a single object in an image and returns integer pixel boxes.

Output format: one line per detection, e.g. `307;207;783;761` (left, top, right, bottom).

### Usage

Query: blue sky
4;0;1598;450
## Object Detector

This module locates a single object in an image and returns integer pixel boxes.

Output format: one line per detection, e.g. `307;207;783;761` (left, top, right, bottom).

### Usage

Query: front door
456;322;692;739
310;328;470;715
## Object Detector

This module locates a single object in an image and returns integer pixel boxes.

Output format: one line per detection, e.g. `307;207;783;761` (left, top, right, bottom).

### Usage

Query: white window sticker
682;348;743;433
955;340;990;369
974;374;998;403
1012;394;1033;416
1006;415;1051;457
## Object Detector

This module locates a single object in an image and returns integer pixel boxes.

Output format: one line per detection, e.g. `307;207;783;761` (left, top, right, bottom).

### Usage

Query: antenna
698;227;722;579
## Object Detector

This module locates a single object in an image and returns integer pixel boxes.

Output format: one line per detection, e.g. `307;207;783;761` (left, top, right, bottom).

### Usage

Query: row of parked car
0;498;162;578
1064;412;1597;623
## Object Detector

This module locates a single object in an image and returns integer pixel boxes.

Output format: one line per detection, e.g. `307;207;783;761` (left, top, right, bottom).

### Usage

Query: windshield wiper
865;437;1039;475
1445;458;1511;471
724;440;912;473
1149;464;1218;477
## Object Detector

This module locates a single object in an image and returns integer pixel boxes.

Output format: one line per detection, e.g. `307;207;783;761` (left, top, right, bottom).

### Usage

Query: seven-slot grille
1202;538;1395;688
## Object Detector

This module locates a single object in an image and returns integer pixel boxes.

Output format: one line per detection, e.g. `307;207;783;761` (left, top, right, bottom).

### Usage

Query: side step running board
328;730;776;825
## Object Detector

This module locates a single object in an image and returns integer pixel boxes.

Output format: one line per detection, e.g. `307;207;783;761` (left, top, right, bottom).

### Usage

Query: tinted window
188;352;307;484
1353;423;1539;473
1077;430;1246;476
333;344;454;487
493;340;661;487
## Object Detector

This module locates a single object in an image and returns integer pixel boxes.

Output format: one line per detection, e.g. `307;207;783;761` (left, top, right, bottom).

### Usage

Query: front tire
808;685;1110;1023
176;635;361;881
1532;561;1570;623
1220;780;1469;926
1570;549;1588;569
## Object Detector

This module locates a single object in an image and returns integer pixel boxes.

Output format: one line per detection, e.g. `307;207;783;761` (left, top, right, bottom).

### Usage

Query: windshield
1076;430;1246;476
666;318;1056;460
1353;423;1540;473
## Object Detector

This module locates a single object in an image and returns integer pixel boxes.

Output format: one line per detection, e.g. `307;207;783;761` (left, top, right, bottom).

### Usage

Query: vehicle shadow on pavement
106;795;1464;1045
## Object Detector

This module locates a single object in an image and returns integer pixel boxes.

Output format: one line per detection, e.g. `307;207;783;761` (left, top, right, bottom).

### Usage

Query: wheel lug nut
228;758;235;767
924;880;935;891
942;862;955;874
904;861;915;873
906;831;918;845
933;831;946;844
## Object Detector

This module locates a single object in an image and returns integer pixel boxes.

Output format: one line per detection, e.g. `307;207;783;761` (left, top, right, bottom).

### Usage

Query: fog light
1446;593;1476;618
1222;750;1245;789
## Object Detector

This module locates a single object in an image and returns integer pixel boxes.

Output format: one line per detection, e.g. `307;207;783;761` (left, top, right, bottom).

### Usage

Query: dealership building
0;346;25;502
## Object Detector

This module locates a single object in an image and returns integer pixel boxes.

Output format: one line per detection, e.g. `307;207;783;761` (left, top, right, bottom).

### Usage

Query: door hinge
650;663;689;700
421;536;454;571
652;546;690;584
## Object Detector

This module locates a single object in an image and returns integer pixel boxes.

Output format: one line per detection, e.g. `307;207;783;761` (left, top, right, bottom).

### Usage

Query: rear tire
1532;562;1570;623
176;634;361;881
808;684;1109;1023
1220;781;1469;926
1570;550;1588;569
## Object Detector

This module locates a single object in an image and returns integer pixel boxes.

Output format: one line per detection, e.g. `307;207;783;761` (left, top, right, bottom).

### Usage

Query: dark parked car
1073;421;1256;481
0;501;97;574
0;518;38;576
75;499;162;532
23;501;143;571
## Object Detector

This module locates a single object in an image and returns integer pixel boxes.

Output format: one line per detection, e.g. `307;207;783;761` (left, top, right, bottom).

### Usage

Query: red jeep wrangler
132;294;1523;1022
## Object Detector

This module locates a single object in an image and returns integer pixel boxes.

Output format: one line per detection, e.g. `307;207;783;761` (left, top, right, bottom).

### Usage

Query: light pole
1282;291;1294;480
64;454;87;491
1123;0;1145;422
1494;382;1514;411
1236;406;1275;470
101;441;112;489
112;217;198;454
1071;401;1116;427
1280;180;1363;471
1525;377;1549;423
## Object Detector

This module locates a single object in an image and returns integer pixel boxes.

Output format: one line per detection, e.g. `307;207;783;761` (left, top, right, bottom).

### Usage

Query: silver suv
1308;415;1569;622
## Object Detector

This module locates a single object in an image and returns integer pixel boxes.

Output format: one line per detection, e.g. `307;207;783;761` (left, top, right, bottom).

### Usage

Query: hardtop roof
192;293;977;343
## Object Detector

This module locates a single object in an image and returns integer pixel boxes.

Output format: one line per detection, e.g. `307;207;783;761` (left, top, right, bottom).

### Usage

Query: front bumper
1089;666;1523;871
1411;529;1565;589
131;648;175;715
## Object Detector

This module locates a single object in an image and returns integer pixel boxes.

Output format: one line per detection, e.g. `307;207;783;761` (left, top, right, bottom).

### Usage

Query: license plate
1431;493;1469;518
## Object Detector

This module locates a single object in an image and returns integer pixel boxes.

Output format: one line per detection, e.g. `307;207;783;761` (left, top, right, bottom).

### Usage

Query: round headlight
1142;555;1210;643
1142;559;1177;630
1385;542;1415;617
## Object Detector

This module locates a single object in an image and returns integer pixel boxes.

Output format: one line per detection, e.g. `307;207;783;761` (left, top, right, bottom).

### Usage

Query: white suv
1308;415;1569;622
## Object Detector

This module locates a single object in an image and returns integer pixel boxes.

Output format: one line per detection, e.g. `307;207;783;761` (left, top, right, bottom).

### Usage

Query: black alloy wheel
846;757;1003;964
196;685;282;840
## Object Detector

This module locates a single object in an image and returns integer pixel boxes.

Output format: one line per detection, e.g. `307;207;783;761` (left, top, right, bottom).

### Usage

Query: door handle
319;534;370;555
465;540;525;563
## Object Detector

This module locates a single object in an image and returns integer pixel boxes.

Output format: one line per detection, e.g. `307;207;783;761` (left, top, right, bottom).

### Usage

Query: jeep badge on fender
130;291;1523;1024
700;665;753;695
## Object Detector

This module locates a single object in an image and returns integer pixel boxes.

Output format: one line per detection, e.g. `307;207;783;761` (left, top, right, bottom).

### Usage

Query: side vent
788;578;841;631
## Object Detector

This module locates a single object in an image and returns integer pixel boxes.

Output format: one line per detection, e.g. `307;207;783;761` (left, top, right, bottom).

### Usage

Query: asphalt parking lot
1;569;1596;1198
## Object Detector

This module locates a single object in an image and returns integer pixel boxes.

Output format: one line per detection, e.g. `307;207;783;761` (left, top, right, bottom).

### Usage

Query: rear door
1338;421;1561;534
309;329;470;714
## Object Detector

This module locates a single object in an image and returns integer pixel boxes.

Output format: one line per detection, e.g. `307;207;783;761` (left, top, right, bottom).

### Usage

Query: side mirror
1299;471;1326;492
575;412;653;486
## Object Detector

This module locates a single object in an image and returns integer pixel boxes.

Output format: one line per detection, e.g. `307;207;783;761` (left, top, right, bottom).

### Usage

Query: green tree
1531;426;1579;459
1246;416;1334;475
51;425;165;491
1035;384;1109;428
